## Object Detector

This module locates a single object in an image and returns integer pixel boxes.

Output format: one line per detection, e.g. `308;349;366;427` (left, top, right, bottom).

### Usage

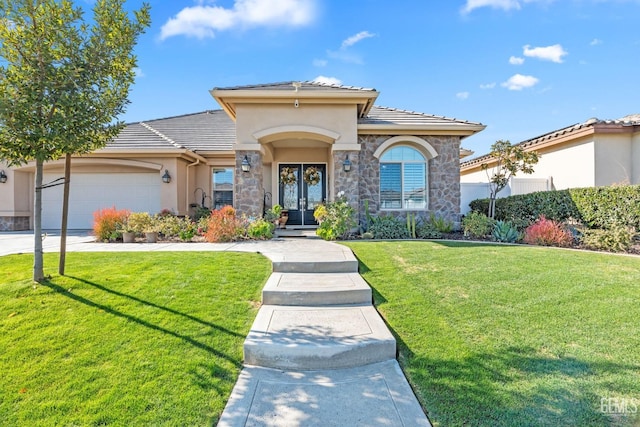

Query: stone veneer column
235;151;263;218
0;216;30;231
333;151;359;202
357;135;462;225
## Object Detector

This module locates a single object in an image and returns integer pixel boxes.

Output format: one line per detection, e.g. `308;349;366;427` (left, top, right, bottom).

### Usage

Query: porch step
262;272;372;306
271;258;359;273
244;304;396;370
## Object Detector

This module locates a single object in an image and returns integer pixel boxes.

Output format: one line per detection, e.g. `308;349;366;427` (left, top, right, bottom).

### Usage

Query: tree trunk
59;153;71;275
33;159;45;282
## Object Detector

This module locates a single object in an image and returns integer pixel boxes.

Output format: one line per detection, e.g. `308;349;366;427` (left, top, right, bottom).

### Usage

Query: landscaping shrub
127;212;153;234
93;207;130;241
368;214;410;239
492;220;520;243
157;213;185;238
416;219;442;239
462;211;495;238
429;213;454;233
313;193;356;240
523;215;573;247
580;225;636;252
469;185;640;231
247;218;275;240
569;185;640;230
204;206;245;242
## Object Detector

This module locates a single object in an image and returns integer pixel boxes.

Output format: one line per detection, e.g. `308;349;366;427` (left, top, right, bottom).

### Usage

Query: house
460;114;640;213
0;81;485;231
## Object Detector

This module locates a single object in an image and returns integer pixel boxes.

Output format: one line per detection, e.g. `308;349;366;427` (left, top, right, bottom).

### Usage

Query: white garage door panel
42;173;161;229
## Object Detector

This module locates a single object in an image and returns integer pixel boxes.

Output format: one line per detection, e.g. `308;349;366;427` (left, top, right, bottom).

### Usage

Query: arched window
380;146;427;209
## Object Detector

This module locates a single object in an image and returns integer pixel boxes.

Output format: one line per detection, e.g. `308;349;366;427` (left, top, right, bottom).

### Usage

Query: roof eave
358;123;486;137
210;89;380;119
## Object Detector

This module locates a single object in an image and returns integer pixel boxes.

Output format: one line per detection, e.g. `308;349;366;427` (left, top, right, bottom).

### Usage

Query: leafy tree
0;0;150;281
481;140;539;218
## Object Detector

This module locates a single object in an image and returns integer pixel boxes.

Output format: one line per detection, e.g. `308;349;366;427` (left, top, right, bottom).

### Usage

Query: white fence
460;177;552;215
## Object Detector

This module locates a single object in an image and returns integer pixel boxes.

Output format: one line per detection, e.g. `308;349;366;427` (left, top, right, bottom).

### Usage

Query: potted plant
279;209;289;229
118;217;136;243
144;216;161;243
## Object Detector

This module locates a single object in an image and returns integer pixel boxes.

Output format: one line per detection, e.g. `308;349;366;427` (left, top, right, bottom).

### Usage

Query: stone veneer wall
332;151;359;209
0;216;30;231
358;135;462;225
234;151;264;217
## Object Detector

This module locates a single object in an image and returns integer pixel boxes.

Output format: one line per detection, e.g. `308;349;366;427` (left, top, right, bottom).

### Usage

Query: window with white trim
213;168;233;209
380;146;427;209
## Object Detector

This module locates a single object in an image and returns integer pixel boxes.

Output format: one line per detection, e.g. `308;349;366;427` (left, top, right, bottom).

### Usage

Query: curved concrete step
244;305;396;370
262;272;372;306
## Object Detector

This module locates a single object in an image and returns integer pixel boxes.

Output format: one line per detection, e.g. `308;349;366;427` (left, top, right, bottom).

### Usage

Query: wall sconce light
343;155;352;172
162;169;171;183
0;170;7;184
241;155;251;172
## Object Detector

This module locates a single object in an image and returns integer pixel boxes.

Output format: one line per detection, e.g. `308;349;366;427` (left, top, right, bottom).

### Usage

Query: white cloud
509;56;525;65
456;91;470;100
341;31;375;49
160;0;316;40
313;58;328;67
523;44;567;63
480;82;496;89
313;76;342;86
590;38;603;46
501;74;539;90
461;0;554;14
462;0;521;14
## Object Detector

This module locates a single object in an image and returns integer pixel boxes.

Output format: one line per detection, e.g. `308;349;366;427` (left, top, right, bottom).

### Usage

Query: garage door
41;173;161;229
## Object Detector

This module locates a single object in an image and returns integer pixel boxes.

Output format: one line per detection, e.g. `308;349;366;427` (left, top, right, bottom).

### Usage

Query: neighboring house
0;81;485;231
459;114;640;213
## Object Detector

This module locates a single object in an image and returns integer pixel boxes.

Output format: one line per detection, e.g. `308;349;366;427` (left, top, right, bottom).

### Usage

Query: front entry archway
279;163;326;226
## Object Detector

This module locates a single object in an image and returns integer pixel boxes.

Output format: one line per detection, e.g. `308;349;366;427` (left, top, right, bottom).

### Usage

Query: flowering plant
313;191;355;240
303;166;321;186
280;167;297;186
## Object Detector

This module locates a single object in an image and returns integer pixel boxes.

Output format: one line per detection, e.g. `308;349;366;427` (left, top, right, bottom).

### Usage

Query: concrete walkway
1;231;430;426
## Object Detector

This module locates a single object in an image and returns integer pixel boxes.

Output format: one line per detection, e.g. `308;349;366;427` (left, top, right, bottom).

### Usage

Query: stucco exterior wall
594;134;634;186
235;104;358;147
632;131;640;184
461;139;597;190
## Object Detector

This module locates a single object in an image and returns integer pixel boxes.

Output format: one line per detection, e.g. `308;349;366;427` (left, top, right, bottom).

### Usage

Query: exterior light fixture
343;155;352;172
0;170;7;184
162;169;171;183
241;155;251;172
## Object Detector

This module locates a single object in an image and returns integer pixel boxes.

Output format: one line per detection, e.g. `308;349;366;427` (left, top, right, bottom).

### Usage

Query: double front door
279;163;326;226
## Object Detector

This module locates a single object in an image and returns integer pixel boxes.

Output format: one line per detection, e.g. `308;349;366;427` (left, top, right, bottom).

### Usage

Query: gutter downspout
186;158;200;213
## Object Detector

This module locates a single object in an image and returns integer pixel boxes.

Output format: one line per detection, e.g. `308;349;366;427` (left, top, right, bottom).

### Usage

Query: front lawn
344;241;640;427
0;252;270;426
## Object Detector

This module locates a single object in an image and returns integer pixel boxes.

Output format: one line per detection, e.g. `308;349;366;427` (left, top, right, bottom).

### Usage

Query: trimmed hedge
469;185;640;230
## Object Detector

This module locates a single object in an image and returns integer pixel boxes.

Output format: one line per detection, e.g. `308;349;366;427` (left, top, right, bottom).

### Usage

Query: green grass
0;252;271;426
343;241;640;427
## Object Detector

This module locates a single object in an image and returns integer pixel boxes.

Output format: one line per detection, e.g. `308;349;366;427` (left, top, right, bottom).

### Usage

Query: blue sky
117;0;640;158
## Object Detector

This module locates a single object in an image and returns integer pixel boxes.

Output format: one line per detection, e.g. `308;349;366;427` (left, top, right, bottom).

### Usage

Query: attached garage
41;172;161;229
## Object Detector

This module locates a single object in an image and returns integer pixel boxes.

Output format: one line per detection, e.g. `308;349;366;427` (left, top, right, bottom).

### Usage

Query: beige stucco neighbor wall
594;134;634;186
358;135;462;226
632;131;640;184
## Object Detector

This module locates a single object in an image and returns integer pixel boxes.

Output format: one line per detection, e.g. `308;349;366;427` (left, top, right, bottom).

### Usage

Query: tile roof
104;110;235;153
460;114;640;169
212;80;377;93
360;106;484;127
